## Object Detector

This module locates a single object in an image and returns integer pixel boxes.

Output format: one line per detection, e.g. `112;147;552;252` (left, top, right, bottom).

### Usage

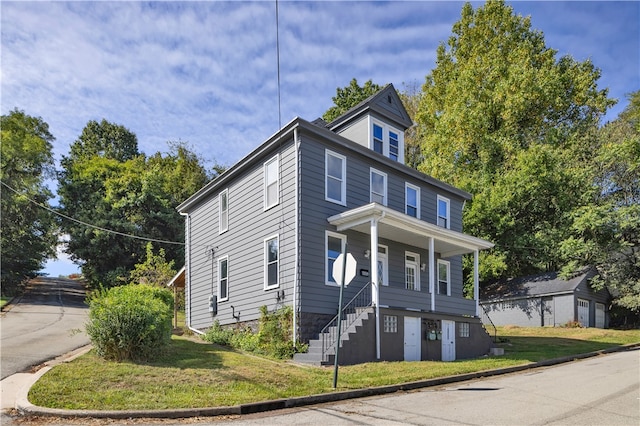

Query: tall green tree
560;91;640;318
1;109;58;293
322;78;382;123
58;120;210;288
415;1;613;282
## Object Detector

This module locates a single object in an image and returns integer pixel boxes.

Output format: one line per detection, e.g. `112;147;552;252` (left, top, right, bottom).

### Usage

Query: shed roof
481;268;596;301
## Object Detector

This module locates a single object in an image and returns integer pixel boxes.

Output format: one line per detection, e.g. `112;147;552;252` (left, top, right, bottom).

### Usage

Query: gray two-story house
177;84;495;365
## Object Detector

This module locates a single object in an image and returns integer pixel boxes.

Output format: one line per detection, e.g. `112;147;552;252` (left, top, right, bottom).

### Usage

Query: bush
202;306;304;359
86;284;174;362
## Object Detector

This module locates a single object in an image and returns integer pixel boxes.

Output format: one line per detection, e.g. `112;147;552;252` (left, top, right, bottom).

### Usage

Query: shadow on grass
142;337;235;370
497;336;627;362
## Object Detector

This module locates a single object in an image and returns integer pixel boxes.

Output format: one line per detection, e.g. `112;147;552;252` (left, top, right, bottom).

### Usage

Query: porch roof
328;203;494;257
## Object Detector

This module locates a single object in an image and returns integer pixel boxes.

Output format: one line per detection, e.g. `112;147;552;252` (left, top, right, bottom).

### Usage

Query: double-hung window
405;252;420;291
219;189;229;234
264;235;279;289
218;256;229;301
326;231;346;286
437;195;450;228
371;121;404;163
264;156;279;210
405;183;420;218
325;150;346;205
437;259;450;296
370;168;387;205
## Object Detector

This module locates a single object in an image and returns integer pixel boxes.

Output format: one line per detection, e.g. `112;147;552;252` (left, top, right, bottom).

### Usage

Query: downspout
180;212;201;335
293;128;300;344
371;211;385;360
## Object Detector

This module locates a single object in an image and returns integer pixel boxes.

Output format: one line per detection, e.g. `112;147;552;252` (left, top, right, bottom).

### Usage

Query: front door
441;320;456;361
403;316;421;361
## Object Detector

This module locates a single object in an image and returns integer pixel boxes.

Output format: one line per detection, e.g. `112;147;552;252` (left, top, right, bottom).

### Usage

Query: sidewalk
5;343;639;420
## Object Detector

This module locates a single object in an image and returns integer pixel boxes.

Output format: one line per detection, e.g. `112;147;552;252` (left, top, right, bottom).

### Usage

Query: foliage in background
203;305;303;359
560;91;640;319
86;284;174;361
415;1;613;284
129;242;176;287
322;78;382;123
0;109;58;294
57;119;210;288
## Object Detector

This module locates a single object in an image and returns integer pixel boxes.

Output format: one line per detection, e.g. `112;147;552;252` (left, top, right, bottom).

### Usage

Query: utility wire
1;180;185;246
275;0;282;129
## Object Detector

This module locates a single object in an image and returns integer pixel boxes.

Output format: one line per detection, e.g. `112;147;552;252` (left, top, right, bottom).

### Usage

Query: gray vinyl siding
334;115;369;151
186;137;297;331
297;132;474;317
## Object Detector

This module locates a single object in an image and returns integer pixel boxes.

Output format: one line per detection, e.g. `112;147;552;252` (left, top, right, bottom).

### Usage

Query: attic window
371;120;404;163
387;95;392;103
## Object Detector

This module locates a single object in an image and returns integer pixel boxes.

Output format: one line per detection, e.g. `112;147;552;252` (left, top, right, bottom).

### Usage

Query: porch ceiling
328;203;494;257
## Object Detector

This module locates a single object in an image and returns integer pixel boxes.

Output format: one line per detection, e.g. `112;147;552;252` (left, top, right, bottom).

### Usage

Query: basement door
441;320;456;361
403;316;421;361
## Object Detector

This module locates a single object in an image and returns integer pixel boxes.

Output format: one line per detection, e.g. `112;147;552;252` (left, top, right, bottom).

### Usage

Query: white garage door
595;303;605;328
578;299;589;327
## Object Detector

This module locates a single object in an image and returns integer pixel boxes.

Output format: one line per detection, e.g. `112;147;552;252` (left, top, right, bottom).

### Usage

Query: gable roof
325;83;413;132
481;268;598;301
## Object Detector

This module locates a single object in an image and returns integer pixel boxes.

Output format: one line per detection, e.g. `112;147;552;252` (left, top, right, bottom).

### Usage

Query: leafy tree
0;109;58;293
322;78;382;123
130;243;176;287
398;81;423;169
415;1;613;283
58;121;209;288
560;91;640;319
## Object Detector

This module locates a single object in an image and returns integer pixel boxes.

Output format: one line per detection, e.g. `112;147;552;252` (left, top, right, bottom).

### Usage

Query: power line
275;0;282;129
1;180;185;246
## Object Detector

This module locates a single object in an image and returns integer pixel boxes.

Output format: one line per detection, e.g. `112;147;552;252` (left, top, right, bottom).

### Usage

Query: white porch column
429;237;435;312
370;217;381;359
474;249;480;317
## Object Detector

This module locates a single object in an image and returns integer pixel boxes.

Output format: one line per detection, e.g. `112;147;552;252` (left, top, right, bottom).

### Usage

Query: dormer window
371;120;404;164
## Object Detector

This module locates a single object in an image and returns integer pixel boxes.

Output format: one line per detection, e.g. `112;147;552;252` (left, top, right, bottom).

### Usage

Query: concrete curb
16;343;640;420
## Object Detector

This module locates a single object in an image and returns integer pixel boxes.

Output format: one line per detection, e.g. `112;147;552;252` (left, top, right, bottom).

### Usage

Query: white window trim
325;231;347;286
437;259;451;296
264;155;279;211
437;195;450;229
325;150;347;206
405;251;421;291
370;118;405;164
370;168;387;206
378;245;389;286
264;234;279;290
405;182;421;219
219;189;229;234
218;255;229;302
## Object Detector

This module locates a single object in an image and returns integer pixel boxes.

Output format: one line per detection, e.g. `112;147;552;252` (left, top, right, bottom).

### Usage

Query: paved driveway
0;277;90;379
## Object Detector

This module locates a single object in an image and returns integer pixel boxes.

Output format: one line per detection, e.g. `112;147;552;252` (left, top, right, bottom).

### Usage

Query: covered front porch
328;203;494;360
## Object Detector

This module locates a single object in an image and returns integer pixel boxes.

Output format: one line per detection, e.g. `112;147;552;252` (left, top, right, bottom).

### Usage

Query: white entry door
404;316;421;361
441;320;456;362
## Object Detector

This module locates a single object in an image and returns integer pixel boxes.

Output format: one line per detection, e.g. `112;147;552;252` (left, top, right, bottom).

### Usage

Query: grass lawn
0;296;11;309
29;326;639;411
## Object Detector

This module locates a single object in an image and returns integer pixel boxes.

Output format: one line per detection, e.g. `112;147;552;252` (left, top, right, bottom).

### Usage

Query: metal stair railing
481;303;498;343
320;282;373;363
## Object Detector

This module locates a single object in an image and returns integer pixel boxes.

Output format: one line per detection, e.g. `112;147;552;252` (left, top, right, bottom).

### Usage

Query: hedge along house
479;268;611;329
177;85;495;365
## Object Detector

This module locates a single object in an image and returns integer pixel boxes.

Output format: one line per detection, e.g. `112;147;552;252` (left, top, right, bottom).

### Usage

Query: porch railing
481;303;498;342
321;281;373;363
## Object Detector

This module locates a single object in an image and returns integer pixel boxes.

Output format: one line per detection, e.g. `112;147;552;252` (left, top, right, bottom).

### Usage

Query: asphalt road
208;349;639;426
0;277;90;379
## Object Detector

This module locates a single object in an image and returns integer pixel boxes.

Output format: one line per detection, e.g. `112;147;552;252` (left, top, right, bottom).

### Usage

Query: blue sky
2;1;638;276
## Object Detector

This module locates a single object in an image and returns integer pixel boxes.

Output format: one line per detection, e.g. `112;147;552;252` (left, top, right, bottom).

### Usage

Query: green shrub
202;306;304;359
86;284;174;362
